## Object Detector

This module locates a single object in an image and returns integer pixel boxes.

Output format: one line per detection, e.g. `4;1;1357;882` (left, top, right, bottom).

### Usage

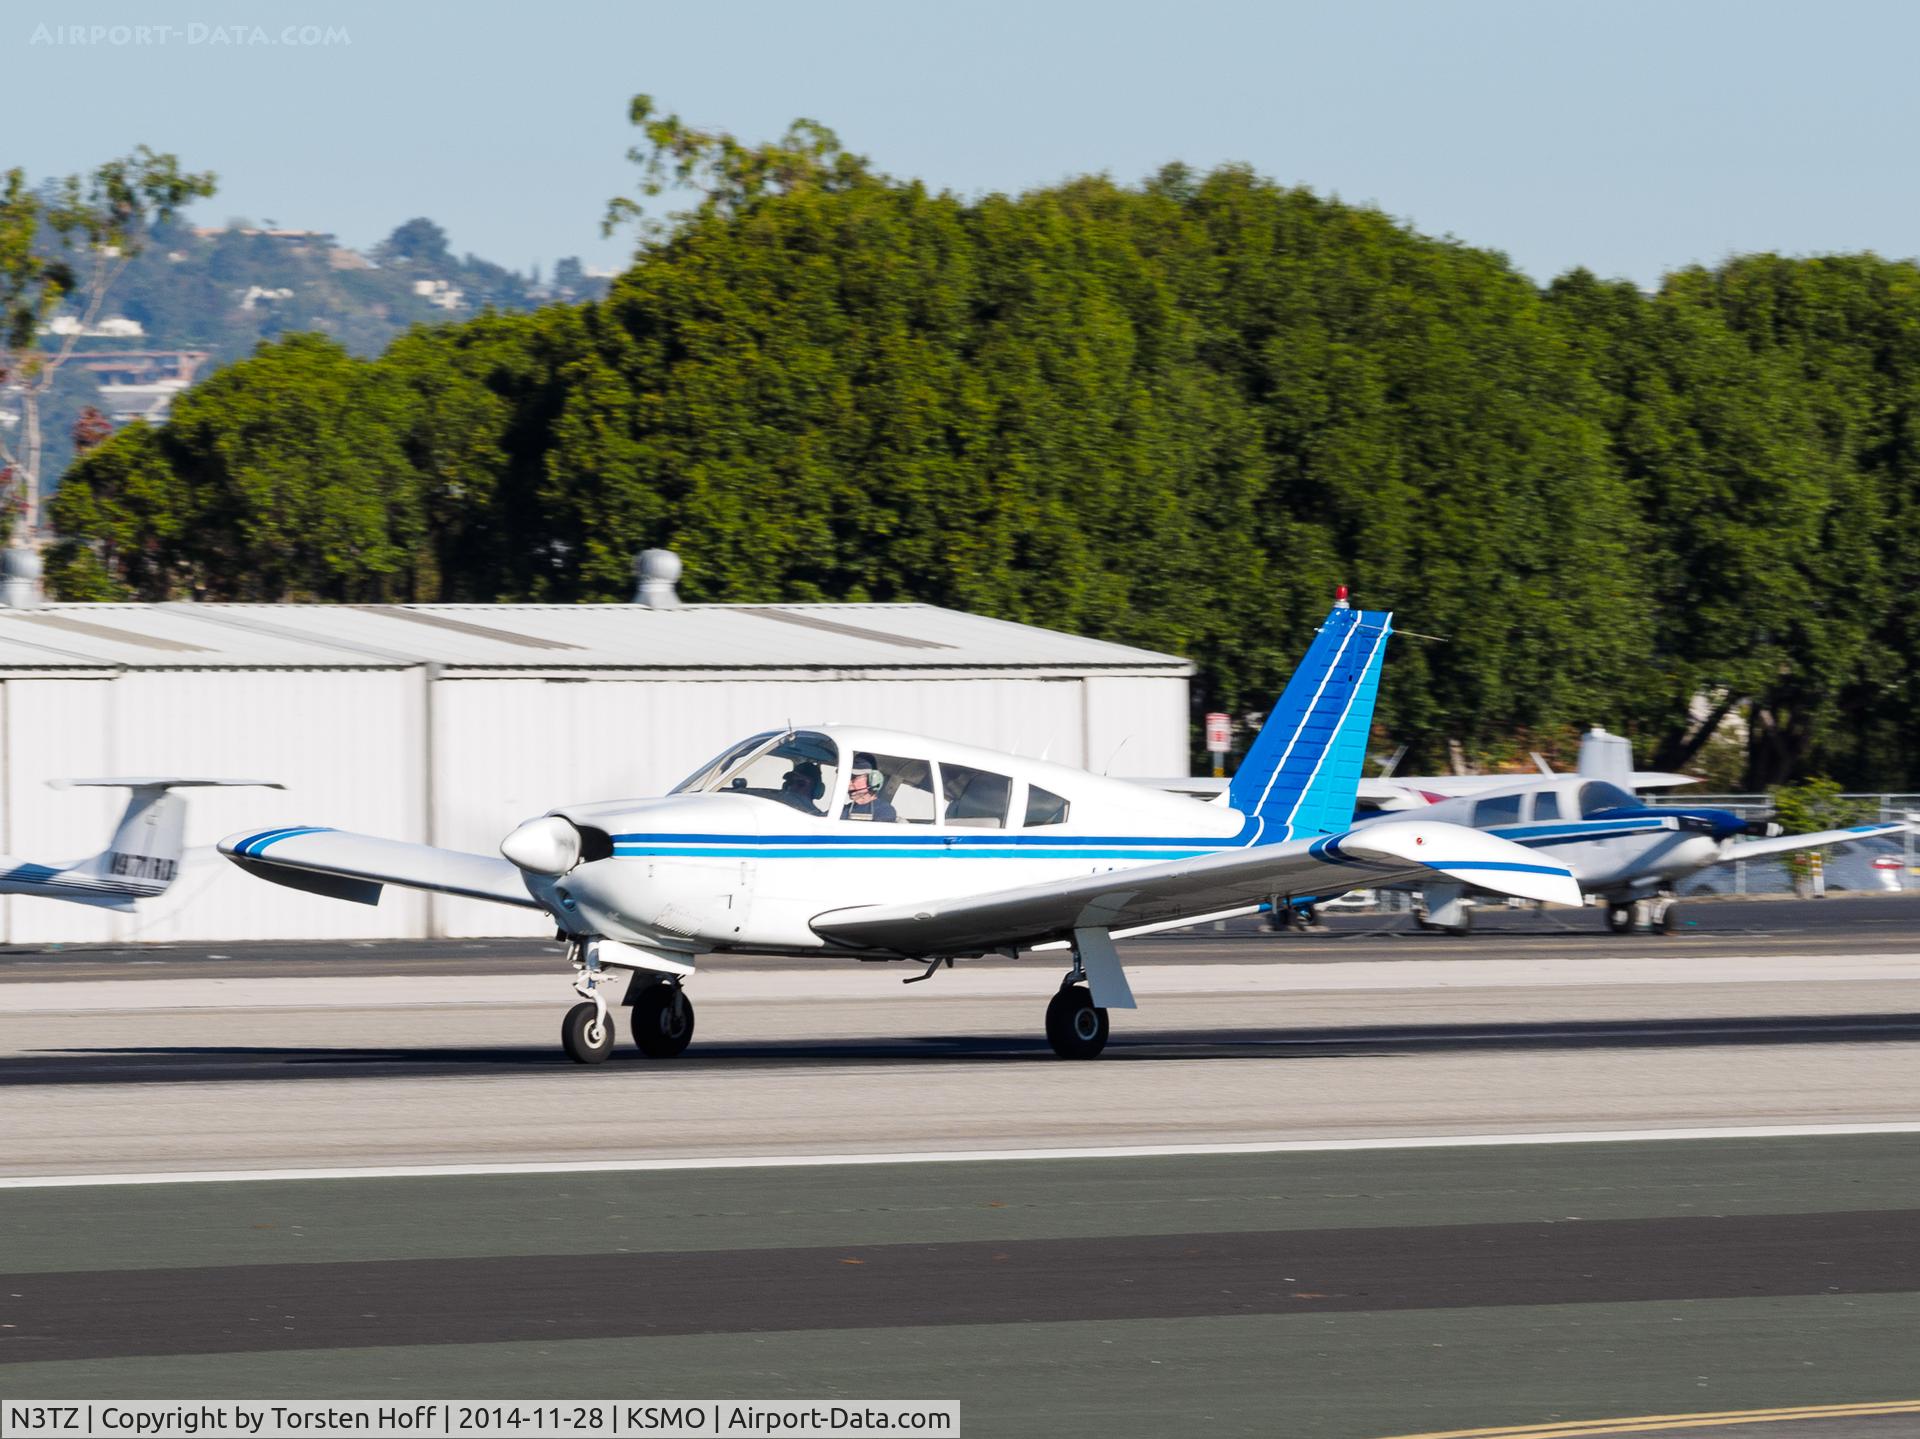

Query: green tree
54;333;425;599
1768;775;1878;886
0;148;215;537
1550;260;1892;788
45;101;1920;789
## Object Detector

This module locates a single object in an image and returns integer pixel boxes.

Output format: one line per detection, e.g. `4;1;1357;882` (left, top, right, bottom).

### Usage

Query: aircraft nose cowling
500;815;583;876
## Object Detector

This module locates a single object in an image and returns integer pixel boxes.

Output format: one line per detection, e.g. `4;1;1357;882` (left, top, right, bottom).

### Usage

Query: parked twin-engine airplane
220;595;1580;1063
1358;773;1906;935
3;778;281;909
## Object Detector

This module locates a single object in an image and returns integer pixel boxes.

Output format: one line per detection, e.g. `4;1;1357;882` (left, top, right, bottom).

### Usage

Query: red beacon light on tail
1333;585;1351;611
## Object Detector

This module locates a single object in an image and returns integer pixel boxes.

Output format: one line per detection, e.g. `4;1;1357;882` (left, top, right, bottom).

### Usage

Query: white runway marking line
5;1121;1920;1188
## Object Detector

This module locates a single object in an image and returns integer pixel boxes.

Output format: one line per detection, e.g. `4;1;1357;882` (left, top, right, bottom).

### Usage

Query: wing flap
810;819;1577;955
219;826;540;909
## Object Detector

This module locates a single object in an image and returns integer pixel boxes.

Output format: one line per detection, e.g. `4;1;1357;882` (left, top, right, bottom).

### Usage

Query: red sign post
1205;712;1231;778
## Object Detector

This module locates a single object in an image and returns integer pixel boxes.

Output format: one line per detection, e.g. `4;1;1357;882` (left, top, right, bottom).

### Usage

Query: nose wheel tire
562;1001;616;1064
631;983;696;1058
1045;983;1110;1059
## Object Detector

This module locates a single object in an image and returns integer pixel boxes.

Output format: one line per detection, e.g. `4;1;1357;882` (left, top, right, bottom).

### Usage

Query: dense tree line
44;104;1920;787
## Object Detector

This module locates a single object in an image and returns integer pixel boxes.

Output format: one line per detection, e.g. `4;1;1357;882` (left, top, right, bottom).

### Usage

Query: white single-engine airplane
220;595;1580;1063
1356;774;1907;935
3;778;282;908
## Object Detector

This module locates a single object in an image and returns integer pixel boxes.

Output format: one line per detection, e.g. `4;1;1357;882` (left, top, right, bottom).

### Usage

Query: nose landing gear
562;939;618;1064
562;999;616;1064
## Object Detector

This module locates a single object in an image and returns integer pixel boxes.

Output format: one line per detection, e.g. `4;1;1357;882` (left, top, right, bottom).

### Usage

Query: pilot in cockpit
841;756;898;823
780;760;826;814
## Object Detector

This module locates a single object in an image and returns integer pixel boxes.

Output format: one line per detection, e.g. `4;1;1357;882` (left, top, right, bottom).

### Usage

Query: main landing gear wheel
1606;904;1635;935
562;1000;616;1064
631;982;695;1058
1644;895;1679;934
1045;983;1110;1060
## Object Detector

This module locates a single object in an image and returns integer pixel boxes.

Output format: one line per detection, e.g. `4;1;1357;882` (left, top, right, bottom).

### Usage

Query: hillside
33;215;609;487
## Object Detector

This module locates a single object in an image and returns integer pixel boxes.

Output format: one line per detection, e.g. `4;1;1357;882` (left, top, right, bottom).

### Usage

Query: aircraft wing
1132;773;1698;808
1716;822;1909;864
53;777;286;790
218;826;540;908
809;819;1579;956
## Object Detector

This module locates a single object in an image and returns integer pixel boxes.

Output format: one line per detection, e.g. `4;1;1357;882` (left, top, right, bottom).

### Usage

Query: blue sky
8;0;1916;286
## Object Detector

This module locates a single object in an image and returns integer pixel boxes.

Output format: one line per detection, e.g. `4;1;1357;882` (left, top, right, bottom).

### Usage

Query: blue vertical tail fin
1227;600;1392;841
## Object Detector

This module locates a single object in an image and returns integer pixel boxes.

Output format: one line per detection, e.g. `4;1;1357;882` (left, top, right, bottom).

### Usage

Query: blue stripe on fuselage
610;827;1256;847
606;813;1660;863
612;844;1218;860
1485;820;1671;847
2;862;64;885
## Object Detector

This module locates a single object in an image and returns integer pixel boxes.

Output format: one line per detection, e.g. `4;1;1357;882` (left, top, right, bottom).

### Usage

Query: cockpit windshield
1577;781;1636;817
677;730;843;817
670;732;778;795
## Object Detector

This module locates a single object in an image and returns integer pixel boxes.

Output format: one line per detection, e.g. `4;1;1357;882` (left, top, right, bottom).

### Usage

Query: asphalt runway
2;1141;1918;1436
3;893;1920;1437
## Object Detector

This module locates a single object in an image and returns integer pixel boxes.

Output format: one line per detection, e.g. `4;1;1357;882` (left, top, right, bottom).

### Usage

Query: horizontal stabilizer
1718;822;1908;864
218;826;540;909
52;777;285;791
1318;821;1583;906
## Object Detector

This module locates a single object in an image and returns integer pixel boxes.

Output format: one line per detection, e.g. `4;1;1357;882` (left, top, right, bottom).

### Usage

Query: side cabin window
1578;781;1636;818
1531;791;1561;823
1472;793;1522;828
843;752;938;824
695;730;841;818
942;763;1012;829
1024;785;1070;827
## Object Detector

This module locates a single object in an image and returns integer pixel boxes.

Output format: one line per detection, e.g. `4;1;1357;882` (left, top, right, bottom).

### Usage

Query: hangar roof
0;601;1191;678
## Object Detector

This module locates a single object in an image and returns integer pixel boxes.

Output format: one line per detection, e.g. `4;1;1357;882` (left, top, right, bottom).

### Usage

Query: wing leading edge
1717;822;1909;864
809;819;1579;956
218;826;541;908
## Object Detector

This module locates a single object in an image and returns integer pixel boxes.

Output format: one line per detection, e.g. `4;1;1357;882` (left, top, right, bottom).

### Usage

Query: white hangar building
0;573;1192;943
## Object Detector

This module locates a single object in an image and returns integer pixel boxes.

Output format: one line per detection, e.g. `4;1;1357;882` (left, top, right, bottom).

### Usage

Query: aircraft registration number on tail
108;853;177;881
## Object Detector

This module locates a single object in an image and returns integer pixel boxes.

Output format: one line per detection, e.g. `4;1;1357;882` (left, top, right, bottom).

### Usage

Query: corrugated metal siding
1;671;427;944
1;679;115;945
1083;676;1193;781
